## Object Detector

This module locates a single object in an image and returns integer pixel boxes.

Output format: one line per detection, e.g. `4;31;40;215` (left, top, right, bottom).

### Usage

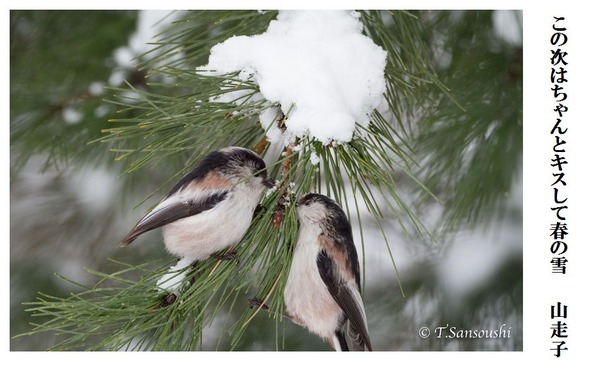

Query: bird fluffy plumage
120;146;273;292
284;193;372;351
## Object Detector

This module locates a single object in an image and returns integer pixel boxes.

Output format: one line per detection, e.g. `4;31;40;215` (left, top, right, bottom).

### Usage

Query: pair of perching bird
120;146;372;351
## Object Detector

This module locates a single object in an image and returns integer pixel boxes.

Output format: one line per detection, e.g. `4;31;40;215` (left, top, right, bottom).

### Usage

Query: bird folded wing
316;249;372;351
120;190;228;246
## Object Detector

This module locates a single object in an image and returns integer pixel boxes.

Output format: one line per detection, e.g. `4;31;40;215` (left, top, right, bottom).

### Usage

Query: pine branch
415;11;523;231
17;10;488;351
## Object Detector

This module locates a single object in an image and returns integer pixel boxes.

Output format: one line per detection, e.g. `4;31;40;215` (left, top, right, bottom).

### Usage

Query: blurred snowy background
10;10;522;351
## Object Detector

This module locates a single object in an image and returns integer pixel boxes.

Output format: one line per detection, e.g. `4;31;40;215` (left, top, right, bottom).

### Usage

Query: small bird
120;146;274;292
284;193;372;351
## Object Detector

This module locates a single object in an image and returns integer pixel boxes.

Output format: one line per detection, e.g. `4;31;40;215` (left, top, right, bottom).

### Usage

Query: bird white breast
284;223;343;340
162;187;261;261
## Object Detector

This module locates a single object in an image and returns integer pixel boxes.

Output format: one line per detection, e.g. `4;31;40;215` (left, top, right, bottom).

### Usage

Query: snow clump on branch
197;10;388;146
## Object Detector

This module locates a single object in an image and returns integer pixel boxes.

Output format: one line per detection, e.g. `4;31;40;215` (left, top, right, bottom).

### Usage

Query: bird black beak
263;177;275;188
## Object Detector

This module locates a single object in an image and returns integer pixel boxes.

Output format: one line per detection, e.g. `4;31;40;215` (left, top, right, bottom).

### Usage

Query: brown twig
265;112;294;228
242;270;283;327
255;135;269;155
